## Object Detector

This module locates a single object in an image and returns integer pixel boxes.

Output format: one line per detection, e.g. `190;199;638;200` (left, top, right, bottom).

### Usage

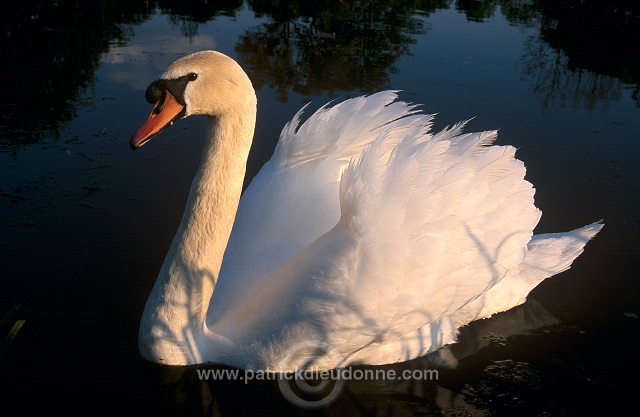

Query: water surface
1;1;638;415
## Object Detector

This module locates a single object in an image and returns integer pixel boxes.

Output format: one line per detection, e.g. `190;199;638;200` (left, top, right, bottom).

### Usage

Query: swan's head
130;50;255;150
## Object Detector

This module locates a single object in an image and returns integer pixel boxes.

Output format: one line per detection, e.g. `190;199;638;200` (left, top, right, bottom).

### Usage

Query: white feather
136;51;602;370
206;91;601;369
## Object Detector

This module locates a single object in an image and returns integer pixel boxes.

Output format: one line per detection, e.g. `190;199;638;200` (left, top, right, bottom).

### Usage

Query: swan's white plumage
136;51;602;370
212;92;425;316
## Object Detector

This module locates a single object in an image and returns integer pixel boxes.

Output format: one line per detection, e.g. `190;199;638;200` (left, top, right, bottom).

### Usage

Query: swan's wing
209;118;599;368
305;124;544;352
214;92;426;300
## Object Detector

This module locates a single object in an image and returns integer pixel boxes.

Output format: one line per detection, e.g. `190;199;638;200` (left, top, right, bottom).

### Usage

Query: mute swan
131;50;602;370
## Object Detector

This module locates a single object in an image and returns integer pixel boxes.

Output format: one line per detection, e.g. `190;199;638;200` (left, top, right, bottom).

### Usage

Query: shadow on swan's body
131;50;602;370
142;298;564;415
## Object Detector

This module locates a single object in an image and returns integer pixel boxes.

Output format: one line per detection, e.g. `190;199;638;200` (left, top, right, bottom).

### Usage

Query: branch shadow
141;297;563;417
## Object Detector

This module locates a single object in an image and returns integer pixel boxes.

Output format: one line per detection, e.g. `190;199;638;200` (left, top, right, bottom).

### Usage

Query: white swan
131;50;602;370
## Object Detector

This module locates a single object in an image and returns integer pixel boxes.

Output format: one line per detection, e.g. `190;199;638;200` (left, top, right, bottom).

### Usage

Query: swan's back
204;91;601;369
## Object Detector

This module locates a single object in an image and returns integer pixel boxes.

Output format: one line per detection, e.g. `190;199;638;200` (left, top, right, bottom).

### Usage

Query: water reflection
235;0;445;101
1;1;637;415
522;38;626;111
159;0;244;37
145;299;567;416
99;16;217;91
141;300;619;416
0;1;152;149
1;0;637;150
519;0;640;110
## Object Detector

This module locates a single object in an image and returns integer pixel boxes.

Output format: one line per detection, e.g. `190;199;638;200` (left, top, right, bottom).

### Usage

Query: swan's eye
187;73;198;81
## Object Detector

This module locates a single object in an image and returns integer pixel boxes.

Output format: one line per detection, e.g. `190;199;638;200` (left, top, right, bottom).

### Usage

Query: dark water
1;1;638;415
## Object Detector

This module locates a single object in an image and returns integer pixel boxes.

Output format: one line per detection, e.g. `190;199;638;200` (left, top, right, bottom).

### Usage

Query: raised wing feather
207;92;600;369
262;121;546;362
210;92;425;320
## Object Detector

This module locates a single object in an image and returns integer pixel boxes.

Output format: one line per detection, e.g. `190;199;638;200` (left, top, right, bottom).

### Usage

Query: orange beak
130;89;185;150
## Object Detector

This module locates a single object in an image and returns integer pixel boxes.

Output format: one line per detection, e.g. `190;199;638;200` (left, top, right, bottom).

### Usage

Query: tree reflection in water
1;0;638;150
522;37;625;111
1;1;637;415
0;1;152;149
518;0;639;110
235;0;447;101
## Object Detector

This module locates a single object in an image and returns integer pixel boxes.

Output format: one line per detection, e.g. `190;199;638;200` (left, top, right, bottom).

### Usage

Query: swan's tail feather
466;221;604;319
522;220;604;280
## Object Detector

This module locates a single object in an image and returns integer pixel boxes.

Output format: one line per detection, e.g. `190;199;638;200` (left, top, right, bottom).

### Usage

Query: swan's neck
176;111;255;281
140;99;256;363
